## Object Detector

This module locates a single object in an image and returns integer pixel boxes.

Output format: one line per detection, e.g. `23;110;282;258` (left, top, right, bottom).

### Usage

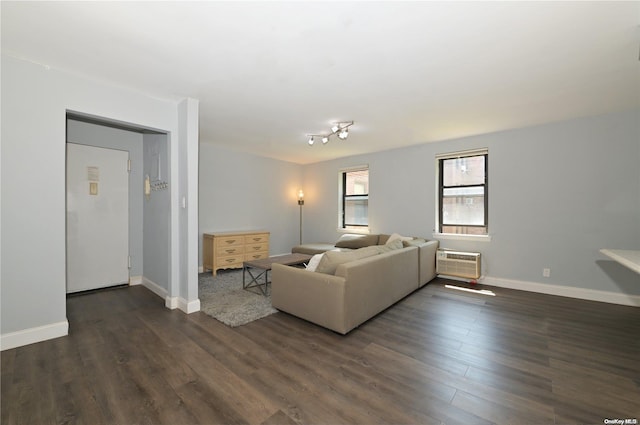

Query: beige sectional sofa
271;233;439;334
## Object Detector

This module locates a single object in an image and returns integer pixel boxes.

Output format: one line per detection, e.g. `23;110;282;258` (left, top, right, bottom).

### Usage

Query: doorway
65;112;171;298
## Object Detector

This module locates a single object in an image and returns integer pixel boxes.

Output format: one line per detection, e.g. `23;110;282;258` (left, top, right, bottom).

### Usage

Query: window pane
442;187;485;225
344;198;368;226
443;155;485;186
345;170;369;195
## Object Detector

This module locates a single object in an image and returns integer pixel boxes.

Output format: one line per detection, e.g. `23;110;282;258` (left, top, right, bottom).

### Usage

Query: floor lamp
298;190;304;245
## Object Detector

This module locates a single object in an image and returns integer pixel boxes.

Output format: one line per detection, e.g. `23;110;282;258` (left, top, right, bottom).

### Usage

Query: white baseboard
1;320;69;351
479;275;640;307
165;296;201;313
165;296;179;309
129;275;142;286
141;276;168;299
198;266;204;273
142;277;200;314
181;297;201;313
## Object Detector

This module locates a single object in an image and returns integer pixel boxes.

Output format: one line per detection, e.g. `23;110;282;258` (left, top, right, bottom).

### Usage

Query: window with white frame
340;167;369;230
436;149;488;235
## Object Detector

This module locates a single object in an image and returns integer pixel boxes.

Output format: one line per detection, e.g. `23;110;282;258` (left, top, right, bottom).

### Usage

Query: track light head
306;120;354;146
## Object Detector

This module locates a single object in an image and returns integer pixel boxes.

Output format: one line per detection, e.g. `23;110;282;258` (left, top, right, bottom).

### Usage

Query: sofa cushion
378;239;404;252
292;243;336;255
315;246;380;275
403;238;427;247
334;233;379;249
386;233;413;245
305;253;324;272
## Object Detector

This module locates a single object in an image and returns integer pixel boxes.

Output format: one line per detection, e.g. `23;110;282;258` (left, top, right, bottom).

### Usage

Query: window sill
337;228;370;235
432;233;492;242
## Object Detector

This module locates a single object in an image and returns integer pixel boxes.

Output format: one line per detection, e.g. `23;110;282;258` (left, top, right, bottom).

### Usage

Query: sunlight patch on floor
445;284;496;296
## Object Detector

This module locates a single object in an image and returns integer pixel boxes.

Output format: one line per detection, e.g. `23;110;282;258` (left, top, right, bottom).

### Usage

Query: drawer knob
226;239;236;244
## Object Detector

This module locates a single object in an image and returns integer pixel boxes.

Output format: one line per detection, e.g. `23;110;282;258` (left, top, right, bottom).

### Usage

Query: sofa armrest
271;263;348;333
417;240;439;287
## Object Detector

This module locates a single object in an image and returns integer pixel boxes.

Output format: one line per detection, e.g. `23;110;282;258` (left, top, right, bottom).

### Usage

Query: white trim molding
433;233;492;242
165;296;201;313
142;277;200;314
129;275;143;286
1;320;69;351
480;275;640;307
141;277;168;299
165;296;179;309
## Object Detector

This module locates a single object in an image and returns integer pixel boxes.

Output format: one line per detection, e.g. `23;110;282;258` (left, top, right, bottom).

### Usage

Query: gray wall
302;109;640;296
66;119;144;277
1;54;191;341
143;133;171;290
198;144;302;265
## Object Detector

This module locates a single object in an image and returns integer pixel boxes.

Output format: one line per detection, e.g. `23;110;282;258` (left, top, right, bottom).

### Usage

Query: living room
2;2;639;424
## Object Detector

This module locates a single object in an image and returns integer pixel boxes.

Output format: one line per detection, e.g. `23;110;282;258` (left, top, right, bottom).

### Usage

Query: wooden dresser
203;230;270;275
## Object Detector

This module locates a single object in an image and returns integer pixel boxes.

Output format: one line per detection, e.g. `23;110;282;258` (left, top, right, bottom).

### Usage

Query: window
437;149;488;235
341;167;369;229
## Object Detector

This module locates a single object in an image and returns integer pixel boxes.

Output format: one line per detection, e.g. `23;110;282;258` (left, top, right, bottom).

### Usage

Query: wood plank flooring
2;278;639;424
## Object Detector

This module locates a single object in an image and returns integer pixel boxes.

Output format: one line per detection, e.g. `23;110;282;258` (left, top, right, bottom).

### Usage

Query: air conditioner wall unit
436;249;481;279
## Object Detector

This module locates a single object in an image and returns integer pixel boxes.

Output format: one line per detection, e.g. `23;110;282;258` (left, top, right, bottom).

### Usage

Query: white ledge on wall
599;249;640;274
337;228;370;235
432;233;492;242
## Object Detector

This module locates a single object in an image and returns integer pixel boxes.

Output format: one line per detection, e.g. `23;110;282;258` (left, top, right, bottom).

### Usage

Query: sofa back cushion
305;253;324;272
402;237;427;247
377;239;403;252
334;233;379;249
315;245;380;275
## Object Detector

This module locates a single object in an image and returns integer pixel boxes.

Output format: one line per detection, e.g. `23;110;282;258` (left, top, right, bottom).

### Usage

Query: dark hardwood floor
2;278;639;425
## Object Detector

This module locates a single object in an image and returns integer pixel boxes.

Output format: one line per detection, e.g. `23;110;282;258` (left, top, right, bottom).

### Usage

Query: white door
66;143;129;293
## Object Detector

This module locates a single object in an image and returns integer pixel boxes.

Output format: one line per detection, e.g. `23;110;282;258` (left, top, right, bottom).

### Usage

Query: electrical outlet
543;268;551;278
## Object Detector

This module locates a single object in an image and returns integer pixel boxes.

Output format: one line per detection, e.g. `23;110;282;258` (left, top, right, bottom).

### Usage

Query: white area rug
198;269;277;327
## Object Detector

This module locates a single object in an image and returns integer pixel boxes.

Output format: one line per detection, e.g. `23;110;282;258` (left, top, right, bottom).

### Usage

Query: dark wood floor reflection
2;278;639;424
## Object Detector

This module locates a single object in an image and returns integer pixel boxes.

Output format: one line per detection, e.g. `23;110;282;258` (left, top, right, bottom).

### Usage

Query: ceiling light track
307;121;354;146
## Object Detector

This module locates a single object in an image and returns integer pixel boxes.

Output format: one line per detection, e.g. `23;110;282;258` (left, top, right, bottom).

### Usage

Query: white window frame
434;148;491;242
338;165;370;234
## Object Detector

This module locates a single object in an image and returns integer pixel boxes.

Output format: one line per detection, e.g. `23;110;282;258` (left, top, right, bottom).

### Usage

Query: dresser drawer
216;236;244;247
245;252;268;261
245;242;268;254
217;255;243;268
245;234;269;244
218;245;244;256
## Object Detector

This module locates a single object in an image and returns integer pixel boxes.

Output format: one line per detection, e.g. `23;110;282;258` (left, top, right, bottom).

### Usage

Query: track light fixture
306;121;354;146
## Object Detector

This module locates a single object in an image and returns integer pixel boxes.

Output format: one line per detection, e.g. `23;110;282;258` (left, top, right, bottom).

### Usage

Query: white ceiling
2;1;639;164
